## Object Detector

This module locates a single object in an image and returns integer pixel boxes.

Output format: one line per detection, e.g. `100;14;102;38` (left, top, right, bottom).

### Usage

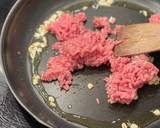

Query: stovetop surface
0;0;46;127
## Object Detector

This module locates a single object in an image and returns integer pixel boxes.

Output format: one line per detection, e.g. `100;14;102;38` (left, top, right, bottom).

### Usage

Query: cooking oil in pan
28;0;160;128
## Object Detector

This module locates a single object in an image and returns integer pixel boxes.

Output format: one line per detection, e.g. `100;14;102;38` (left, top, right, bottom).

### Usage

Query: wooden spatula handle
114;23;160;56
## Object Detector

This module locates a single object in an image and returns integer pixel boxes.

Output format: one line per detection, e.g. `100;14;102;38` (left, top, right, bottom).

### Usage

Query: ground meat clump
93;17;110;28
53;33;118;67
41;55;74;90
106;55;159;104
41;12;159;104
47;12;87;41
149;13;160;23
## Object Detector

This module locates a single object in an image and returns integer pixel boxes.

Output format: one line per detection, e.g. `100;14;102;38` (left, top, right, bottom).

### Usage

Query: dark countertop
0;0;46;127
0;79;41;128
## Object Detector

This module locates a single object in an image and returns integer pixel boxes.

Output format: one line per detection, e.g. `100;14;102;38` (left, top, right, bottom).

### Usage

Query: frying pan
1;0;160;128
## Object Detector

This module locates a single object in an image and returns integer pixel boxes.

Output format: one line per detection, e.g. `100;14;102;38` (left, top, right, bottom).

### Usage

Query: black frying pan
1;0;160;128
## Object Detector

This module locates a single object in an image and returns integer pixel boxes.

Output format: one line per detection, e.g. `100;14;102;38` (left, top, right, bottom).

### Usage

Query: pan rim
1;0;160;128
0;0;52;127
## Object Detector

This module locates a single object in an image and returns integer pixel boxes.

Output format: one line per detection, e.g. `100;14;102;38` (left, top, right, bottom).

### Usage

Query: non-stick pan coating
1;0;160;128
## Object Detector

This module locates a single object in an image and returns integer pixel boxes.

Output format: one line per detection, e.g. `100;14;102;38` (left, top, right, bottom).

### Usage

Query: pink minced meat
93;17;110;28
47;12;87;41
53;32;119;67
106;55;159;104
41;55;74;90
41;12;159;104
149;13;160;23
42;13;119;90
93;16;113;38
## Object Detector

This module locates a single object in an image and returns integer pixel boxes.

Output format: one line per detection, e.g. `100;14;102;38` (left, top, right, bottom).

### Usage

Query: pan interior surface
2;0;160;128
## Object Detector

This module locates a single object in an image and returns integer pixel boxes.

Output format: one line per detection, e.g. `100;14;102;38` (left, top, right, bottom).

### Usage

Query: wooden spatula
114;23;160;57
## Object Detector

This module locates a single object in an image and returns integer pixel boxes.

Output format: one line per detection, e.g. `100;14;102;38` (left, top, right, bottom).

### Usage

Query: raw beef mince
41;12;159;104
